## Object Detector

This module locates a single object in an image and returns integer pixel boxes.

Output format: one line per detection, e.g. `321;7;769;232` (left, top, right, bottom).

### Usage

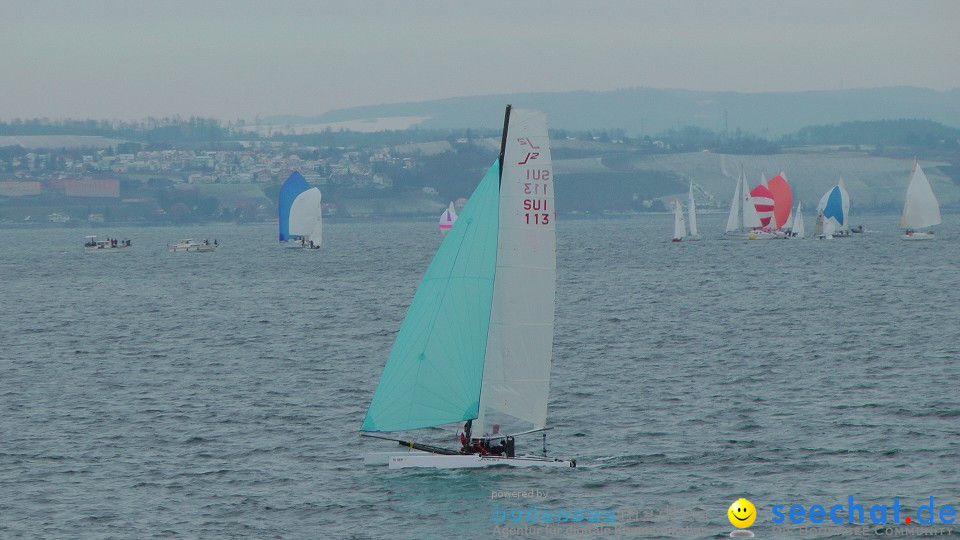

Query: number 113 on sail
524;213;550;225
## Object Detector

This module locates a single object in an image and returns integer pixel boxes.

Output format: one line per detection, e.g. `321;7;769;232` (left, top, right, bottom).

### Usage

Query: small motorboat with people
167;239;219;252
84;235;132;252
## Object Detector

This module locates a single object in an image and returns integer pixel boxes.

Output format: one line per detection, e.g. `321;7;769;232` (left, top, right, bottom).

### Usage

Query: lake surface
1;213;958;539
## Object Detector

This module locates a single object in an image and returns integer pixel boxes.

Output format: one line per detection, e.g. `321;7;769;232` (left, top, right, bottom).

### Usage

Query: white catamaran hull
363;450;432;465
388;453;575;469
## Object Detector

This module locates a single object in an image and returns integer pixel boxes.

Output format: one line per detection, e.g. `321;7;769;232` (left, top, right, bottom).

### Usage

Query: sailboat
360;106;574;469
784;207;795;233
747;172;791;239
437;201;458;236
724;166;763;239
822;217;836;239
278;171;323;249
814;177;850;239
672;200;685;242
900;159;941;240
766;172;793;230
792;203;806;238
686;182;701;241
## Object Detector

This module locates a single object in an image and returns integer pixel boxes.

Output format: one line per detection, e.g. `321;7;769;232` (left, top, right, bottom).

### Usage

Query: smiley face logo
727;498;756;528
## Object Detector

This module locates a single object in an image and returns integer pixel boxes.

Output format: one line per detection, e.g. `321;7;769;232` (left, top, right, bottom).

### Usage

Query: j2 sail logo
771;496;955;525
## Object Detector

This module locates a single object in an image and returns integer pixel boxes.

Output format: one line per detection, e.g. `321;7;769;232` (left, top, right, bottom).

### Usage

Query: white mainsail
823;218;836;238
673;200;685;241
900;160;941;231
725;173;742;233
687;182;699;238
741;171;762;229
476;108;556;436
793;203;805;238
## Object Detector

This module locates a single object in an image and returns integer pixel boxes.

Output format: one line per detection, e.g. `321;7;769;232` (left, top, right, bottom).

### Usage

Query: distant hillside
783;119;960;147
274;87;960;137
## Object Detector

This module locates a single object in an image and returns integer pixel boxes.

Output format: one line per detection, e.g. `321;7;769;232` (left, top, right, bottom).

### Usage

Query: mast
498;104;512;182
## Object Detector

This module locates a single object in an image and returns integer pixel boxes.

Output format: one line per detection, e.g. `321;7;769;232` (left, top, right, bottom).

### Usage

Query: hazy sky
2;0;958;122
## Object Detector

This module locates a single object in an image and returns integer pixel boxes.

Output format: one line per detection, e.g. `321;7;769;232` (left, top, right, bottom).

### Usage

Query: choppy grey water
1;213;958;539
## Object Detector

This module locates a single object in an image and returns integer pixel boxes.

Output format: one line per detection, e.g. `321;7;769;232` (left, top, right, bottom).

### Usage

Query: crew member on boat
483;424;506;455
459;420;473;453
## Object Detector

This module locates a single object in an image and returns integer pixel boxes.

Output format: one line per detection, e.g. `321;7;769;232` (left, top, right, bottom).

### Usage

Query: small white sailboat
672;200;685;242
900;160;941;241
437;201;457;236
724;165;763;239
822;218;836;240
686;182;701;241
279;171;323;249
360;106;574;469
792;203;805;238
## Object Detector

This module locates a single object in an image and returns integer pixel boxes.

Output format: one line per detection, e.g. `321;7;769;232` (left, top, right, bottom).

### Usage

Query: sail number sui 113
522;168;551;226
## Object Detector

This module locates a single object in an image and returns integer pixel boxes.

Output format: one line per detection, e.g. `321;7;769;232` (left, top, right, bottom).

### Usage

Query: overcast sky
2;0;958;122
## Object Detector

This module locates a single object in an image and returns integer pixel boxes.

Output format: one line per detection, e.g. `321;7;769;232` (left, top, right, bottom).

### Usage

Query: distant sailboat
672;200;685;242
792;203;806;238
360;106;574;469
822;217;836;239
747;172;791;239
437;201;458;237
724;166;763;238
279;171;323;249
686;182;701;241
900;159;941;240
815;177;850;239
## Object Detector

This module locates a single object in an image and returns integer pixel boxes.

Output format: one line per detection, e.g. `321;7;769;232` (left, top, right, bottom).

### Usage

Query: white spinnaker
289;188;322;239
477;108;556;436
900;162;941;230
838;177;851;232
308;191;323;245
